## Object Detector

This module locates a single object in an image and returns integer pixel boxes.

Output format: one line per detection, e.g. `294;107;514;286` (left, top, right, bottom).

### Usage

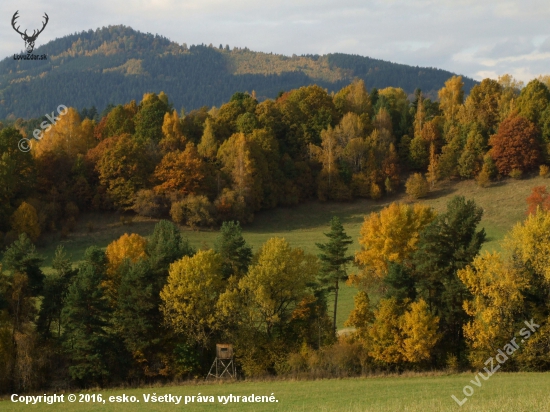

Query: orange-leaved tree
153;142;206;197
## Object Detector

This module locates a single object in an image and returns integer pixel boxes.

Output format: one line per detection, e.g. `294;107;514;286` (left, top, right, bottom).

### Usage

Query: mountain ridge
0;25;477;119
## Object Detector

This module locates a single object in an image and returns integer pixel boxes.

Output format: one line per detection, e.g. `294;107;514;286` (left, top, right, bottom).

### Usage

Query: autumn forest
2;72;550;393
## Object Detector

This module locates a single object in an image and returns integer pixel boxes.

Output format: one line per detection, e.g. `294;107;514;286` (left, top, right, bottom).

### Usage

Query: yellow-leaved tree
10;201;40;242
160;250;224;347
344;291;374;343
353;203;435;286
34;107;96;158
400;299;440;363
438;75;464;124
159;110;186;153
103;233;148;305
458;252;528;368
367;297;404;364
237;237;318;338
505;209;550;283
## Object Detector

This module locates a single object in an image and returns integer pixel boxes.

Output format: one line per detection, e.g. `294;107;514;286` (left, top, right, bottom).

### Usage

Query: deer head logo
11;11;49;54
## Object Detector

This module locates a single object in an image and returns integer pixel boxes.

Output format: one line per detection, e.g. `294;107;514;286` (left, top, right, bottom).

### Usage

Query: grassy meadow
2;372;550;411
36;176;543;328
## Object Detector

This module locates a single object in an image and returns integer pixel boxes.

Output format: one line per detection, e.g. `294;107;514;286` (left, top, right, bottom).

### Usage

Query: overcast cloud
1;0;549;82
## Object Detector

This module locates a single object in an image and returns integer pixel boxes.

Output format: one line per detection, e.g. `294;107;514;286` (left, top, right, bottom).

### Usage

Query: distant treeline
1;74;550;240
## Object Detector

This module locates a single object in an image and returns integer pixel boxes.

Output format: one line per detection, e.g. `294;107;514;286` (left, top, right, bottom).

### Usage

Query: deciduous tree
489;114;541;175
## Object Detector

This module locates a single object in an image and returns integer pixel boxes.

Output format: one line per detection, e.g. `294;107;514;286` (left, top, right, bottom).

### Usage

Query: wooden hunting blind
206;344;236;379
216;344;233;359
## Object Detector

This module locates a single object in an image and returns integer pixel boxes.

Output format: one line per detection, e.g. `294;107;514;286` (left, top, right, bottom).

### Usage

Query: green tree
134;92;172;143
1;234;44;390
146;220;195;293
516;79;550;125
112;259;163;377
214;221;253;280
412;196;486;363
316;216;353;334
0;128;35;231
37;246;77;339
61;247;112;386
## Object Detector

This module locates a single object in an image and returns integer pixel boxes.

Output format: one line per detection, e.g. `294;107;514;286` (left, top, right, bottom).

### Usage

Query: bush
509;168;523;180
171;195;215;229
405;173;429;199
476;168;491;187
133;189;167;218
370;182;382;200
214;188;252;224
540;165;550;178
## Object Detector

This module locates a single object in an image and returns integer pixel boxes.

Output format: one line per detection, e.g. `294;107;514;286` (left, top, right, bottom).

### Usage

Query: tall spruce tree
147;220;195;292
316;216;353;334
37;246;77;339
62;247;112;386
412;196;485;364
214;221;253;279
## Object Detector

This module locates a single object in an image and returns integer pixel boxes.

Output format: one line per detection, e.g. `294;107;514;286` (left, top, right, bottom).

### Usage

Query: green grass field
2;372;550;411
35;176;544;329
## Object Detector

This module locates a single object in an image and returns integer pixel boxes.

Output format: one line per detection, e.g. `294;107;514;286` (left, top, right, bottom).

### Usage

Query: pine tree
316;216;353;334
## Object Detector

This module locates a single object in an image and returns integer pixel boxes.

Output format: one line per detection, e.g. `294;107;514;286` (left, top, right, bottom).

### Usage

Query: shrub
509;168;523;179
540;165;550;178
133;189;167;218
405;173;429;199
214;189;252;224
370;182;382;200
171;195;215;229
476;168;491;187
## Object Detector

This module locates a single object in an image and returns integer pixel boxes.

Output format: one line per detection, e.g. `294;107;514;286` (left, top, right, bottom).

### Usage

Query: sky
1;0;549;83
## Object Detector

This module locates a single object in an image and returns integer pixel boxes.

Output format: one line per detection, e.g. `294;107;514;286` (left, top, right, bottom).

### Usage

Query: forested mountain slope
0;25;476;118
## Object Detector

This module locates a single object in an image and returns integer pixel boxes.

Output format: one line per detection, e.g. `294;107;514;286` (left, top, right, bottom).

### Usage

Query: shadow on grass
244;198;386;233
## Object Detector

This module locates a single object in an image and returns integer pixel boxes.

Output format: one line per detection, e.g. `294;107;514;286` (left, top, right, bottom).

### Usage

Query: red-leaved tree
526;185;550;215
489;113;541;175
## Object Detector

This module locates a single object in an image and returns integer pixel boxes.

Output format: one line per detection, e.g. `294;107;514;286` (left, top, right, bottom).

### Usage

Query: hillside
35;176;541;329
0;25;477;119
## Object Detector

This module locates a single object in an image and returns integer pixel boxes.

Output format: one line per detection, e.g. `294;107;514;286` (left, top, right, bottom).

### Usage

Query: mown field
2;372;550;411
35;176;543;328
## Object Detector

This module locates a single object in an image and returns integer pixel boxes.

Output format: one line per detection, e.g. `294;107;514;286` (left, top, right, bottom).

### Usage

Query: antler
11;11;27;37
29;13;49;40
